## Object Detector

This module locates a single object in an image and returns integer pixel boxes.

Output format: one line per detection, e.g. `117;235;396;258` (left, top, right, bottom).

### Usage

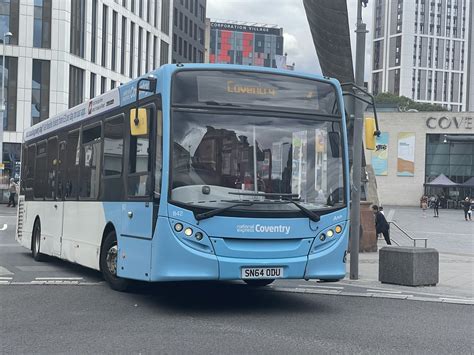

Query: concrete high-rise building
171;0;206;63
467;0;474;111
206;20;286;69
0;0;172;199
370;0;472;112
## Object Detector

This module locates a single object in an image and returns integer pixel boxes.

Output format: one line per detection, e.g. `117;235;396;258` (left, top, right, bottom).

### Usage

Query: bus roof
23;64;338;142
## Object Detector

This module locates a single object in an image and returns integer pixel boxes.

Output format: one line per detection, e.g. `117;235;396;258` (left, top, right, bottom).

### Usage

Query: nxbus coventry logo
236;224;291;235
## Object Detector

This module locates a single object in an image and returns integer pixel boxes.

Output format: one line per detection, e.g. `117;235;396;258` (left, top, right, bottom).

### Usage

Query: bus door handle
127;211;134;219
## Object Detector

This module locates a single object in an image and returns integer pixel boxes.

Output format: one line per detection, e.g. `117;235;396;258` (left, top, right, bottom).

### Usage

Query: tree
374;92;447;112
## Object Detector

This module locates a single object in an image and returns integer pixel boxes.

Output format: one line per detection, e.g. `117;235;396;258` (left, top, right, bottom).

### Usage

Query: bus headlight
326;229;334;238
184;227;193;237
174;223;183;232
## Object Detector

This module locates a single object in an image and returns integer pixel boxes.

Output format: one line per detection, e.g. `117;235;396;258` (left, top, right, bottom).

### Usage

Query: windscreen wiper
228;192;321;222
194;202;254;221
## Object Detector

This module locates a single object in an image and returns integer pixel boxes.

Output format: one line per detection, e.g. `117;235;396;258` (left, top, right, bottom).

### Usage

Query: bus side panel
61;202;106;270
150;216;219;281
19;200;62;257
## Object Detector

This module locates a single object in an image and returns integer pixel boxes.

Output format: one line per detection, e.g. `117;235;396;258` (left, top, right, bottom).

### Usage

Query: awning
460;177;474;188
424;174;459;187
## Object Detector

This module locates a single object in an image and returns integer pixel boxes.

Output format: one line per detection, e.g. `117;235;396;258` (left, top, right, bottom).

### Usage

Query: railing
389;221;428;248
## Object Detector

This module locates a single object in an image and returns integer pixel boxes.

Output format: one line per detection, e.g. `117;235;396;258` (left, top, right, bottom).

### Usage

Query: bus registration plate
241;267;283;279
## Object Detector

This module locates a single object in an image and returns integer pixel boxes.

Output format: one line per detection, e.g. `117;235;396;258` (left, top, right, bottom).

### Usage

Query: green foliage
374;92;448;112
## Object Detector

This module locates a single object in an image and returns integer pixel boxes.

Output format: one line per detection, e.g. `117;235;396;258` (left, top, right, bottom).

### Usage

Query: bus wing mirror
130;108;148;136
328;132;340;158
364;117;376;150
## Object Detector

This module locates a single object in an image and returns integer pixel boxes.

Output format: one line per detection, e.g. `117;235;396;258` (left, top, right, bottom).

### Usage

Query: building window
137;27;142;76
90;72;96;99
68;65;84;108
130;22;135;78
101;5;108;68
101;76;107;94
33;0;51;48
0;0;19;45
145;31;150;72
173;33;177;52
146;0;150;23
1;56;18;131
111;80;116;89
153;36;158;68
111;10;117;71
160;40;169;66
131;0;135;13
139;0;143;18
70;0;85;57
178;36;182;55
31;59;50;126
161;0;170;34
121;17;126;75
91;0;97;62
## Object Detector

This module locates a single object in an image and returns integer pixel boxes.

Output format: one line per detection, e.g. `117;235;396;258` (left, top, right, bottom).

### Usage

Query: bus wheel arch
31;217;46;261
99;223;130;292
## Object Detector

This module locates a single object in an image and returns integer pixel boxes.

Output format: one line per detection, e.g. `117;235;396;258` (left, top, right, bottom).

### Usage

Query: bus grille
16;196;25;242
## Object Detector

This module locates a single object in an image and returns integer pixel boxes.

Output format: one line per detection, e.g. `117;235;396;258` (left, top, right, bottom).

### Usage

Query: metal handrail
389;221;428;248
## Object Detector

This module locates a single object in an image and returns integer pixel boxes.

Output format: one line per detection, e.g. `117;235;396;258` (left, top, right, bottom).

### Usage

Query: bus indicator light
335;225;342;234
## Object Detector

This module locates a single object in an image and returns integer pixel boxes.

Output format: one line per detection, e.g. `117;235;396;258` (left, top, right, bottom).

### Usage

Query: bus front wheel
31;220;46;262
100;231;130;292
244;279;275;287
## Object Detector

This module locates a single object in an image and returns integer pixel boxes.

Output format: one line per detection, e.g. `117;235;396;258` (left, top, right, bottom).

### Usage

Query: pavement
0;204;473;305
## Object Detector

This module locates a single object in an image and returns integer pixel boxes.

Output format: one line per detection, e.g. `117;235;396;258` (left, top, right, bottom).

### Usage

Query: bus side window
23;145;36;199
80;124;102;199
34;141;47;200
102;115;124;200
57;142;66;200
66;130;80;199
128;107;151;197
46;137;58;200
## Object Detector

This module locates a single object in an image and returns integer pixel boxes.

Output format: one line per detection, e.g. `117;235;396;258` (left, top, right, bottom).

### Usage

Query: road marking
35;277;83;280
0;224;7;231
0;266;14;275
16;266;59;272
0;276;13;280
302;284;344;290
367;289;403;294
0;280;11;284
0;243;22;247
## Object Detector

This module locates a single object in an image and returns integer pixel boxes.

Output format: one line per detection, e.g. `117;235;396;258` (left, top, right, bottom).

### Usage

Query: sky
207;0;374;80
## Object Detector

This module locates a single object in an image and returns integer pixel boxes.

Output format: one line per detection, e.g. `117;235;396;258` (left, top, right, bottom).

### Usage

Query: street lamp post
0;31;13;175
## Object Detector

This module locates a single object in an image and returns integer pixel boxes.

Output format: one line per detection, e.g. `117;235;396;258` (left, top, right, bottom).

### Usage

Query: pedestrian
379;206;384;215
462;197;471;221
372;205;391;245
421;195;428;218
433;195;440;217
7;178;18;208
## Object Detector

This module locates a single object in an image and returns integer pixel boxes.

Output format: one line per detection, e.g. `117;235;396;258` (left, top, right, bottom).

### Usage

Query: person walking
462;197;471;221
433;195;440;217
421;195;428;218
372;205;391;245
7;178;18;208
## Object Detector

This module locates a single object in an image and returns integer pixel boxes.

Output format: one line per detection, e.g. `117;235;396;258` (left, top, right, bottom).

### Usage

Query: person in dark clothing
372;205;391;245
462;197;471;221
433;196;440;217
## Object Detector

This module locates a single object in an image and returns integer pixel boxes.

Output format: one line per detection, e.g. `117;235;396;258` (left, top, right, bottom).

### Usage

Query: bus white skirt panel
61;202;107;270
20;201;63;257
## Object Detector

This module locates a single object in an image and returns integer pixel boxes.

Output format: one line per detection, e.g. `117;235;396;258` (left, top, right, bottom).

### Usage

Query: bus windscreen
172;70;339;115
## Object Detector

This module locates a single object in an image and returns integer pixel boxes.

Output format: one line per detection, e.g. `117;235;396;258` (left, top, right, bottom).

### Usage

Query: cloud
207;0;373;80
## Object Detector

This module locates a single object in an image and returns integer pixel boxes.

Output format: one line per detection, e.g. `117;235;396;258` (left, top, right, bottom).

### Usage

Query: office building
206;20;285;68
0;0;172;201
172;0;206;63
371;0;472;112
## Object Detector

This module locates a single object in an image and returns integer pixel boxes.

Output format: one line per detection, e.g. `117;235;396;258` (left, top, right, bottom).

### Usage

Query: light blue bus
17;64;351;291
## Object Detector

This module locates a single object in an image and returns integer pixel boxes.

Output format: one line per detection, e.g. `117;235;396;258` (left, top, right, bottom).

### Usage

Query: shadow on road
128;281;331;315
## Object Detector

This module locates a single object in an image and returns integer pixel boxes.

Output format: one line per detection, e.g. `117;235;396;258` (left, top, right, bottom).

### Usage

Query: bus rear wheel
100;230;130;292
244;279;275;287
32;220;46;262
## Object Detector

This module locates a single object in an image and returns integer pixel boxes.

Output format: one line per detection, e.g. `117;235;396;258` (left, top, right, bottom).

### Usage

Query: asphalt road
1;282;473;354
1;206;473;353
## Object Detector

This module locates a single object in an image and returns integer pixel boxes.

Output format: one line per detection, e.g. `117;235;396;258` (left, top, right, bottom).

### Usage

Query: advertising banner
372;132;389;176
397;132;415;176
